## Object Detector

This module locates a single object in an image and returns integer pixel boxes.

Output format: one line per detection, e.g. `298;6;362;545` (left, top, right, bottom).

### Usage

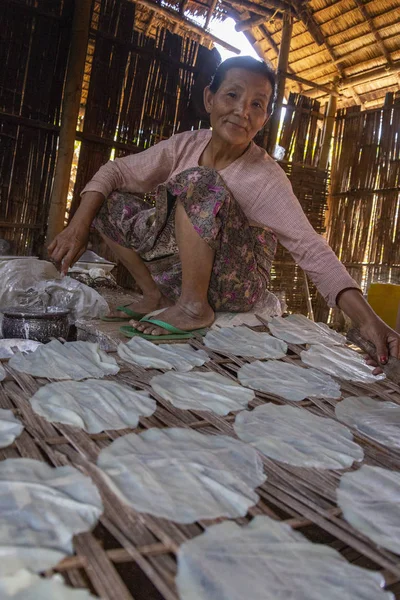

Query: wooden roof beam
132;0;241;53
286;21;400;69
296;61;400;99
292;1;325;46
280;69;341;96
353;0;393;66
292;8;400;48
234;12;278;32
222;0;296;19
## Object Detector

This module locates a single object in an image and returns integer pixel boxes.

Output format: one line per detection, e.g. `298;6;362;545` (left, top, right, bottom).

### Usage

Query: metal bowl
2;308;70;343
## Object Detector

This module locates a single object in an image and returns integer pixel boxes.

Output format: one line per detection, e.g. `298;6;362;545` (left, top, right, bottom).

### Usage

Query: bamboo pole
319;90;338;170
279;70;341;97
46;0;92;245
267;12;293;154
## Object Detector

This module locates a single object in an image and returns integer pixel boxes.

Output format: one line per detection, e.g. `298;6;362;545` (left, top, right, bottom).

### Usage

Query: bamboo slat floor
1;320;400;598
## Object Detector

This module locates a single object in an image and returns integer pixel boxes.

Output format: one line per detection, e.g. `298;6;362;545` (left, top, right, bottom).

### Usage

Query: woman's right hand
48;222;90;275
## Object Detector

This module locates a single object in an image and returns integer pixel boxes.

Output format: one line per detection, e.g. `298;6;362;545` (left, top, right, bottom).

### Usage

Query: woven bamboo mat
1;324;400;599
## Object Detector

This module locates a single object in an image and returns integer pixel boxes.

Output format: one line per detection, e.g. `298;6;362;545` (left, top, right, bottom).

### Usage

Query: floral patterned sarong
94;167;277;312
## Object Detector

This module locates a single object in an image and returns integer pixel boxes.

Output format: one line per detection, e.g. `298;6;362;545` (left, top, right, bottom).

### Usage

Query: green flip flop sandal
119;317;207;341
101;305;145;322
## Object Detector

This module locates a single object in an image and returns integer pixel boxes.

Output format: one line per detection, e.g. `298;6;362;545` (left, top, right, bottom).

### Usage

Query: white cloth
335;396;400;449
238;360;341;401
300;345;385;383
30;380;156;433
234;404;363;469
97;427;265;524
337;465;400;555
204;326;287;359
0;458;103;575
268;314;346;345
150;371;254;416
0;409;23;449
176;515;392;600
9;340;119;380
0;570;98;599
117;338;209;372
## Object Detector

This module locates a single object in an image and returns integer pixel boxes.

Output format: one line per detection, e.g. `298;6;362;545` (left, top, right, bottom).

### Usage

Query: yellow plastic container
367;283;400;330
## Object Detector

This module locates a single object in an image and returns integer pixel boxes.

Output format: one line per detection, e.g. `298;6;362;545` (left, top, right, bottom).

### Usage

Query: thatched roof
139;0;400;110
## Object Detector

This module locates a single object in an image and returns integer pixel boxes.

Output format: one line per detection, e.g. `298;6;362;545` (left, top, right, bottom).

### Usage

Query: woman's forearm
336;288;380;327
71;191;105;229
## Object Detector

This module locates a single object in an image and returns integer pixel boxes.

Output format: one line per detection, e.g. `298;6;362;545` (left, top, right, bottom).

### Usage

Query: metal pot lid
1;307;70;319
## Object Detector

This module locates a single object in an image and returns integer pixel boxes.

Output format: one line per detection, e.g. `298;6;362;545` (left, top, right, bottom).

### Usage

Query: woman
49;56;399;364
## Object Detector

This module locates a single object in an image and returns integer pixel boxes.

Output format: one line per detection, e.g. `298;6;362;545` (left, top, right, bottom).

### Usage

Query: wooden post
319;89;337;170
46;0;92;245
267;12;292;155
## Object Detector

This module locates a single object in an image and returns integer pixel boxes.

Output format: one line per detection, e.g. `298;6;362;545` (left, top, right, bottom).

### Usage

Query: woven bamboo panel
327;91;400;292
269;162;329;316
1;327;400;598
0;0;73;255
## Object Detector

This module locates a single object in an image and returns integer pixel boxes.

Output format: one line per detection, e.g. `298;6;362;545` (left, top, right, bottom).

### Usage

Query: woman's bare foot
130;300;215;335
109;293;173;318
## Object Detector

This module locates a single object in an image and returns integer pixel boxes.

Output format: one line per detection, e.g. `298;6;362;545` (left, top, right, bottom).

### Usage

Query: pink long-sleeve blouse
81;129;359;307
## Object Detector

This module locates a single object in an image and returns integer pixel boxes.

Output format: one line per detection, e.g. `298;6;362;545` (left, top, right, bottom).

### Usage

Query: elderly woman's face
204;67;272;147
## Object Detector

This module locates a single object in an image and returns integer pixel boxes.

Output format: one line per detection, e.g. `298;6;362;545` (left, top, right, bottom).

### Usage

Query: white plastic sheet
237;360;341;401
0;259;108;323
30;380;156;433
0;409;23;449
0;570;99;599
204;326;287;358
234;404;363;469
9;340;119;380
97;428;266;523
268;314;346;345
150;371;255;415
118;338;209;372
176;515;393;600
300;345;385;383
0;458;103;575
0;339;41;359
335;396;400;449
337;465;400;555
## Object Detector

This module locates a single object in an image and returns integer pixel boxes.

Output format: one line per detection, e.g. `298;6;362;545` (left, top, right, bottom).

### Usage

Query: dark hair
209;56;276;115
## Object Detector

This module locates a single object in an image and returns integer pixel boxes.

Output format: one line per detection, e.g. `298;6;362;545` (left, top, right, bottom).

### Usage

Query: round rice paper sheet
335;396;400;449
268;314;346;345
234;404;363;469
300;345;385;383
0;409;23;449
30;379;156;433
150;371;254;415
97;427;266;523
0;569;98;599
176;515;393;600
238;360;341;401
0;458;103;575
118;337;209;372
9;340;119;380
204;326;287;358
337;465;400;555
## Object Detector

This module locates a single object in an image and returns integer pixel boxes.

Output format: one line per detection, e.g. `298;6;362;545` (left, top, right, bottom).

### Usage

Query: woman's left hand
337;288;400;373
359;317;400;373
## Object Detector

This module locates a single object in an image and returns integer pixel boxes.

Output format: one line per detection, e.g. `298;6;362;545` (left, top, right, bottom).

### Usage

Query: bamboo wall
0;0;73;255
69;0;215;220
327;92;400;292
265;93;329;316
